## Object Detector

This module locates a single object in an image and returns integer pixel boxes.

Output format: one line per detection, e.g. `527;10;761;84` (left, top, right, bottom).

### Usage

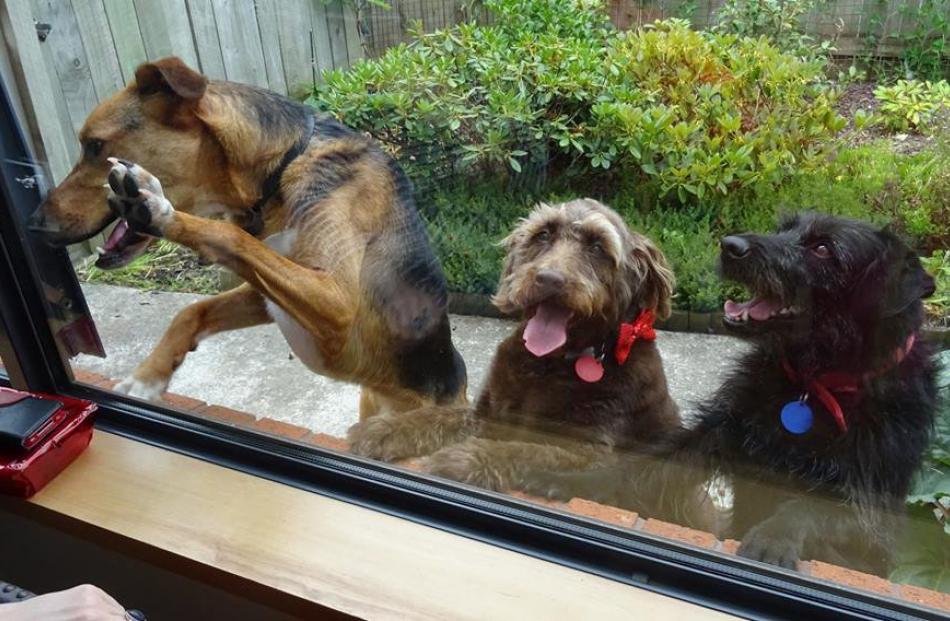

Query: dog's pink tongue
748;298;780;320
724;298;780;320
104;219;128;251
524;304;571;357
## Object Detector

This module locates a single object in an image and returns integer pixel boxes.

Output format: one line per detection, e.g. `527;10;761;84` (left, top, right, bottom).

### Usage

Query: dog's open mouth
94;218;154;269
723;296;800;326
524;303;573;357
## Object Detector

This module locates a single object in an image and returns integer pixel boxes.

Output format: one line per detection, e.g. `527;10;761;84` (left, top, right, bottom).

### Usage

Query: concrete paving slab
73;283;749;436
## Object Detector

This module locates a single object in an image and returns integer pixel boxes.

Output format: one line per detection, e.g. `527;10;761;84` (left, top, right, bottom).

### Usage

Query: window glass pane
7;0;950;613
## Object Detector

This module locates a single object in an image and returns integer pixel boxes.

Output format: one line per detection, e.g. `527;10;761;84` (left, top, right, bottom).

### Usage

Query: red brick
565;498;638;528
899;584;950;612
72;368;116;389
195;404;256;428
304;433;350;453
506;490;565;509
253;417;311;440
160;391;206;411
805;561;896;596
96;378;119;390
642;518;717;549
72;368;103;384
719;538;741;555
396;458;425;472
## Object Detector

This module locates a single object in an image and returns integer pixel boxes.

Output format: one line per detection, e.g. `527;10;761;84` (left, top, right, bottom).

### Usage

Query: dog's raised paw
114;374;167;403
106;158;175;236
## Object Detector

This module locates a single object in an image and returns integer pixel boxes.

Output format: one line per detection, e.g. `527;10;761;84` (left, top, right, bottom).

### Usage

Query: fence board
324;1;350;68
102;0;147;83
72;0;125;100
185;0;227;79
34;1;99;135
253;0;289;94
133;0;199;67
309;0;336;77
275;0;316;93
343;3;364;64
212;0;268;87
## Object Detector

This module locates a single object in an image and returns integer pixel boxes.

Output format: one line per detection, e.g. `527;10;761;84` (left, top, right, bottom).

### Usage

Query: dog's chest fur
477;330;679;448
705;345;936;498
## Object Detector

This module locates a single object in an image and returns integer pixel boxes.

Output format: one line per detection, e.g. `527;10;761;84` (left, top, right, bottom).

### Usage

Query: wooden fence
0;0;363;188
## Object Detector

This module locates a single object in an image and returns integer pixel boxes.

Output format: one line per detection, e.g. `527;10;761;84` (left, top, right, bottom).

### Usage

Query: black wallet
0;395;64;451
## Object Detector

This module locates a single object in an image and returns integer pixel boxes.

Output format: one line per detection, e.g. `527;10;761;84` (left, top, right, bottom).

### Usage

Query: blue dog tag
781;400;813;434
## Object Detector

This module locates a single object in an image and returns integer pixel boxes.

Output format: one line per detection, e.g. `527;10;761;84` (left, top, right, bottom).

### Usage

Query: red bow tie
614;309;657;365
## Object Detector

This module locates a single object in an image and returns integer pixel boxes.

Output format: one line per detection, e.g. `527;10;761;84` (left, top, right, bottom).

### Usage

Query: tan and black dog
30;56;467;418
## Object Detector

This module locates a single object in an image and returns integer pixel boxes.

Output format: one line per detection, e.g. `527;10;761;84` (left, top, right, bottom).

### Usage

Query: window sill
16;430;736;619
70;368;950;616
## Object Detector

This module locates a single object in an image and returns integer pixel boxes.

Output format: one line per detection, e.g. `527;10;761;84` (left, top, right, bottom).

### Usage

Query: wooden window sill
10;431;733;619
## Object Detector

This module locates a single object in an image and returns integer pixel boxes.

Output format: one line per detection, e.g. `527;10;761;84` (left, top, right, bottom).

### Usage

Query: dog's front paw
424;441;505;490
737;521;804;571
107;159;175;236
348;415;422;462
114;372;168;402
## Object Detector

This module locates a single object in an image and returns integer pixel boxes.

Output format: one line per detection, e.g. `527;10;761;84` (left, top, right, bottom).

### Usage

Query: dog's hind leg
115;284;271;401
107;161;354;362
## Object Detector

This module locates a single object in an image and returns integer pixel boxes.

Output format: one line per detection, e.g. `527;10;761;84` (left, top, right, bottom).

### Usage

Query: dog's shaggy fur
526;213;938;576
348;199;680;494
30;57;466;418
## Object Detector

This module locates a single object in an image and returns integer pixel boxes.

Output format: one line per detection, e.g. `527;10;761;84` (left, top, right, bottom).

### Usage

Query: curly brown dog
28;56;466;419
348;198;680;493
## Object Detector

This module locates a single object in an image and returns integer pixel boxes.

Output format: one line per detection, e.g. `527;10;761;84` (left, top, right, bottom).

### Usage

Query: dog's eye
811;243;832;259
589;241;604;254
533;230;551;243
84;139;105;159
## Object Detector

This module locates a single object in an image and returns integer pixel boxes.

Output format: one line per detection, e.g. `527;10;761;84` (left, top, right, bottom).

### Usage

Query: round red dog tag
575;355;604;383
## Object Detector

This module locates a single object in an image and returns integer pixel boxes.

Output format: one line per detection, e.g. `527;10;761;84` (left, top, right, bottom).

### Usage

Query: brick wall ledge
51;368;950;613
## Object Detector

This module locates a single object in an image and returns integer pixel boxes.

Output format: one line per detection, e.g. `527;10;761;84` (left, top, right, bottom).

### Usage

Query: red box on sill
0;387;96;498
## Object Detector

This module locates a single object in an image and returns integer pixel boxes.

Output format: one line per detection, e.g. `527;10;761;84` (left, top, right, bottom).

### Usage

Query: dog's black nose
721;236;751;259
534;269;565;296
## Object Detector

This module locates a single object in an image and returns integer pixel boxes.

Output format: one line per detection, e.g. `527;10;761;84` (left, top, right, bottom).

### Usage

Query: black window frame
0;75;943;621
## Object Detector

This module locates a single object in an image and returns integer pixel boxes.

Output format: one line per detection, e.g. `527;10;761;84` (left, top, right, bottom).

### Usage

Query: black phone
0;396;64;451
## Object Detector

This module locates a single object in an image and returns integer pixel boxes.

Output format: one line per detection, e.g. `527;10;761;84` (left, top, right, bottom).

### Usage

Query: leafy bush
308;2;842;204
897;0;950;82
891;350;950;591
923;250;950;326
874;79;950;133
711;0;834;62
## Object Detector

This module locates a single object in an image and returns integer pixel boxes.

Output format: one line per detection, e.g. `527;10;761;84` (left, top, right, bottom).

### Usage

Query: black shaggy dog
526;213;938;576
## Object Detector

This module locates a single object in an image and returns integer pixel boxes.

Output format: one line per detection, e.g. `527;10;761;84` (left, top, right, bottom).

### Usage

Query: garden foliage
309;1;843;204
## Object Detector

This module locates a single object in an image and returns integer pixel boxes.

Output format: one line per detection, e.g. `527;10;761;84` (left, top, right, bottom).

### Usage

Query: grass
78;239;221;295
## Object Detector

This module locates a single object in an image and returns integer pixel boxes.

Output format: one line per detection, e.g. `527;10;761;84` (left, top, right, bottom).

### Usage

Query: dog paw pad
106;159;175;236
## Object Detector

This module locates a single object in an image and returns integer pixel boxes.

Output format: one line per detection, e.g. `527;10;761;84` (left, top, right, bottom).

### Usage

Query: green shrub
711;0;834;62
874;79;950;133
308;3;842;204
922;250;950;326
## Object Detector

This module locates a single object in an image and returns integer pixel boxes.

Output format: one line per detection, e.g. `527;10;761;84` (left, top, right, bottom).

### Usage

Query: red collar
614;309;657;365
781;333;916;433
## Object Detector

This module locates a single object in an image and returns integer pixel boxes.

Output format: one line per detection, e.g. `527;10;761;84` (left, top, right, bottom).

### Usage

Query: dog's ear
490;225;527;315
134;57;207;100
877;230;935;317
626;232;675;320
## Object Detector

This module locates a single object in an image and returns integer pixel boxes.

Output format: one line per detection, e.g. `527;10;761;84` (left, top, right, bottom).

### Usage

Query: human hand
0;584;127;620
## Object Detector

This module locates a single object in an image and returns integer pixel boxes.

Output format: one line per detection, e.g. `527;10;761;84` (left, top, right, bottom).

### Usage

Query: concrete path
73;284;749;437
